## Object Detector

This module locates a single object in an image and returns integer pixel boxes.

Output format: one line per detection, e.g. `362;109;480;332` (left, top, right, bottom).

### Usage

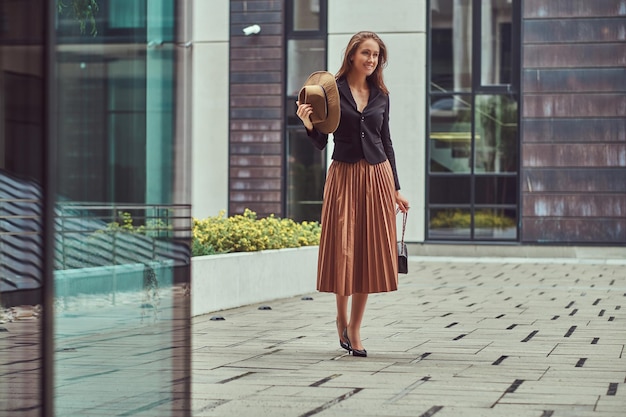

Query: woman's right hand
295;101;314;132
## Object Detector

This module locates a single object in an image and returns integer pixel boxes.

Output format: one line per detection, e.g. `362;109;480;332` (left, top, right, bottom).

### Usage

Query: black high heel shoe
344;330;367;357
341;328;352;351
337;321;351;352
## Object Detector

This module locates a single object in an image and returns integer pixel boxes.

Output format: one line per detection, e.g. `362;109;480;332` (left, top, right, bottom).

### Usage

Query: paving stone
192;257;626;416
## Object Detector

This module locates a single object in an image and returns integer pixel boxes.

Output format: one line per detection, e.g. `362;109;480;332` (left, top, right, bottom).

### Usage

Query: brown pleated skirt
317;159;398;296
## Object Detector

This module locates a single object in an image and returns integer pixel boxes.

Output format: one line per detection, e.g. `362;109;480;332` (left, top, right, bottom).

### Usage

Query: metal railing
1;190;191;295
54;202;192;271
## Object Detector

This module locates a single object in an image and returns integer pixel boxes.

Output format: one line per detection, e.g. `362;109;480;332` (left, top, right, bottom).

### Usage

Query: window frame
283;0;328;221
426;0;522;242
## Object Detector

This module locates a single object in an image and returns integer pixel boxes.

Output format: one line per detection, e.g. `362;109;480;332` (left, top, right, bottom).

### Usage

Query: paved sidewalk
192;257;626;417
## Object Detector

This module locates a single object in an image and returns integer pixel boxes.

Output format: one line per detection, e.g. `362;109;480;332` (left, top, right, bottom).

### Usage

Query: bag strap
396;209;408;245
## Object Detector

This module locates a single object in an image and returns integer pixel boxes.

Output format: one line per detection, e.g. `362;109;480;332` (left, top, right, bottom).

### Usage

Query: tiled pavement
192;257;626;417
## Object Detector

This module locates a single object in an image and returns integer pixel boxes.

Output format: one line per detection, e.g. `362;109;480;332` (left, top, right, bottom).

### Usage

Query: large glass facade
1;1;191;416
428;0;520;241
0;0;46;415
285;0;327;222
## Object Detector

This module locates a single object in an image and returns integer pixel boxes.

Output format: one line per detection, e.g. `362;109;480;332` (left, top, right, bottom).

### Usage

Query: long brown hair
336;31;389;95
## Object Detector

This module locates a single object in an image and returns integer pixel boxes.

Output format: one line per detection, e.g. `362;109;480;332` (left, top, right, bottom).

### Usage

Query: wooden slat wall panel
523;144;626;167
228;1;287;218
230;179;282;190
523;194;626;217
521;2;626;243
524;43;626;68
230;0;284;218
230;202;282;216
231;167;282;178
231;143;282;154
523;68;626;93
230;155;282;166
522;219;626;243
523;118;626;143
230;95;282;107
523;169;626;193
523;19;625;43
523;0;626;18
523;94;626;118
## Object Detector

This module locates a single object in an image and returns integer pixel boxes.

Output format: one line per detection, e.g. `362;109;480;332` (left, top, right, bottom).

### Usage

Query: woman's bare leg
347;293;368;350
336;294;349;345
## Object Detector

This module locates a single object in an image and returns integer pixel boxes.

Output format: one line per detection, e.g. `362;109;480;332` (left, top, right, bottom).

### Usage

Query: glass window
0;1;45;414
429;176;471;204
293;0;321;31
474;208;517;240
429;207;517;241
430;95;472;173
475;175;517;205
481;0;513;85
431;0;472;92
286;128;325;222
429;208;472;239
53;2;191;416
428;0;520;241
109;0;147;29
474;94;518;173
285;1;327;222
1;2;190;416
287;39;326;96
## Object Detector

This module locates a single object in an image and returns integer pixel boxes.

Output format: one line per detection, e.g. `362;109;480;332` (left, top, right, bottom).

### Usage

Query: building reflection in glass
0;0;45;415
53;1;191;416
1;1;191;416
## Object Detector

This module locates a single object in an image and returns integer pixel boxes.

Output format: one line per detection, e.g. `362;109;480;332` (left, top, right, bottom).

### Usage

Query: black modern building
224;0;626;245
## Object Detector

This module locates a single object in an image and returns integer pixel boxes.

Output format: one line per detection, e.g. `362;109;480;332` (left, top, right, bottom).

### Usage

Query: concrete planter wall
191;246;319;316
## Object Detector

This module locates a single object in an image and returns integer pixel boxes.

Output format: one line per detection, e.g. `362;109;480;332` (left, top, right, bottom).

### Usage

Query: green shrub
431;210;515;229
192;209;321;256
86;209;320;258
192;238;217;256
95;211;172;237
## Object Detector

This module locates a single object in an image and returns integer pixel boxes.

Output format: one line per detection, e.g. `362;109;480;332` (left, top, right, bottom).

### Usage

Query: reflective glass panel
475;175;517;205
428;0;520;242
474;95;518;173
287;39;325;96
54;1;190;416
430;95;472;173
293;0;321;31
431;0;472;92
286;128;325;222
429;176;471;205
474;208;517;240
429;208;471;239
480;0;513;85
109;0;147;28
0;1;45;415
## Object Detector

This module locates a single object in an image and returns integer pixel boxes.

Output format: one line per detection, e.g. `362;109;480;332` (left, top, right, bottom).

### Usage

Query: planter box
191;246;319;316
55;261;173;298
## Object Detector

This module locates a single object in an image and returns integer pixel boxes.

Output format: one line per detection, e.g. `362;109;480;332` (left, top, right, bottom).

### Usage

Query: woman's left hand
396;191;409;213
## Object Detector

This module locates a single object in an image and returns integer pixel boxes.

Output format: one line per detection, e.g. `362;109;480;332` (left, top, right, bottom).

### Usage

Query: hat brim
299;71;340;134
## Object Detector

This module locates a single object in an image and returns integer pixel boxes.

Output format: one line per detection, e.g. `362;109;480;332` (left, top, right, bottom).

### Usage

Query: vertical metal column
43;0;57;415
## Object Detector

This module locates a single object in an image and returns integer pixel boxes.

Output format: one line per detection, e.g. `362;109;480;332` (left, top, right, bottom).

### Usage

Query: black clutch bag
398;211;408;274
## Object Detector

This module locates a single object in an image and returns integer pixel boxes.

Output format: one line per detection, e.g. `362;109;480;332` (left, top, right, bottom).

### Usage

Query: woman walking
296;31;409;357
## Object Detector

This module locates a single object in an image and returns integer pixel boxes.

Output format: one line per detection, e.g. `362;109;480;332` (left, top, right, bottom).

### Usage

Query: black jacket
306;77;401;190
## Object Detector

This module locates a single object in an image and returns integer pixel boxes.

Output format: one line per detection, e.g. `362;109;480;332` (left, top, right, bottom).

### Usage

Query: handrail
1;199;192;293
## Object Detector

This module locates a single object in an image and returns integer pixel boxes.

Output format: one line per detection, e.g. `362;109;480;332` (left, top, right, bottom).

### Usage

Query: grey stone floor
192;257;626;417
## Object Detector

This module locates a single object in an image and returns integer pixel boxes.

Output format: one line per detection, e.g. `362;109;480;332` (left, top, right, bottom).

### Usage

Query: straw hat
298;71;340;134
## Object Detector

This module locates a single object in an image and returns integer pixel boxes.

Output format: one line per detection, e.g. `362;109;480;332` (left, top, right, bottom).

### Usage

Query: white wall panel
328;0;428;242
191;0;229;219
383;34;427;243
328;0;426;35
193;0;229;42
